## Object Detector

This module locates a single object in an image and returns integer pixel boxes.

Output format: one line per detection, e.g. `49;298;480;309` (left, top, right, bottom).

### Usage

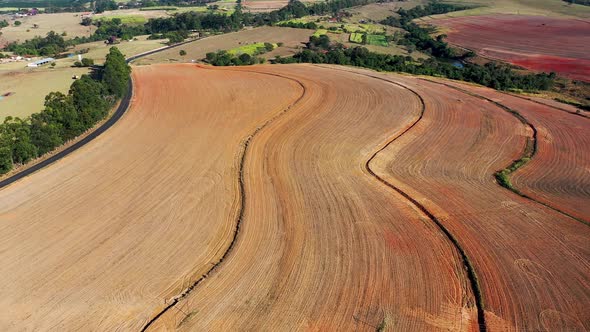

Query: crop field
1;63;588;331
227;42;276;55
93;14;147;24
366;34;387;46
429;15;590;82
349;32;363;43
134;27;312;64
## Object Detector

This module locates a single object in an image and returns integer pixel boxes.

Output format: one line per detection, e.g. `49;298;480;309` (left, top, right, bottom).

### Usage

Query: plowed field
431;15;590;82
1;64;588;331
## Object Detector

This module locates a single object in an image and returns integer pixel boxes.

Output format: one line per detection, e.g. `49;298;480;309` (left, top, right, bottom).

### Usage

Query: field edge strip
422;78;590;227
315;65;487;332
140;66;307;332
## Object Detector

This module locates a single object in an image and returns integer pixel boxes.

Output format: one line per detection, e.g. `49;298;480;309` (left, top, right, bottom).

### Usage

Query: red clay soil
437;79;590;223
147;64;478;331
346;69;590;331
432;15;590;82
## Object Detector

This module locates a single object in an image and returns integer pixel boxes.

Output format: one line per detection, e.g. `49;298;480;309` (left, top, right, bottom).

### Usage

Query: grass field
227;42;276;55
0;66;90;119
366;34;387;46
312;28;327;37
135;26;312;64
94;15;147;24
0;12;95;46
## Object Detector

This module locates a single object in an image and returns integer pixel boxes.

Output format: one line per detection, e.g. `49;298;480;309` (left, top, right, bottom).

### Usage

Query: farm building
27;58;55;67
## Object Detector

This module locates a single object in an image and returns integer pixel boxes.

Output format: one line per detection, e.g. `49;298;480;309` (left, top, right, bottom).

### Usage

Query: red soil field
332;67;589;331
148;64;477;331
432;15;590;82
435;79;590;223
1;64;589;331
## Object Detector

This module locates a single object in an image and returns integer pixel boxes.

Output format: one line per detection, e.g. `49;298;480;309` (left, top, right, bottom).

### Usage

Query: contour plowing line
140;66;307;332
314;65;487;332
422;78;590;227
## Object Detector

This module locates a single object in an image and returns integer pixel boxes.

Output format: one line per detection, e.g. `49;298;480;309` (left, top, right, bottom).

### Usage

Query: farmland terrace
0;63;588;331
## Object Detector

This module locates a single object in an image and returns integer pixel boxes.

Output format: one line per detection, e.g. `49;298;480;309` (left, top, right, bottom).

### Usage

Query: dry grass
0;12;95;47
0;65;90;119
135;26;313;64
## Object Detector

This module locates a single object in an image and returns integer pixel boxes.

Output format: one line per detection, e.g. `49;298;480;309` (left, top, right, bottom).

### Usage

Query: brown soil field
0;64;302;330
1;63;589;331
0;63;477;331
134;27;312;65
146;64;477;331
429;15;590;82
430;78;590;223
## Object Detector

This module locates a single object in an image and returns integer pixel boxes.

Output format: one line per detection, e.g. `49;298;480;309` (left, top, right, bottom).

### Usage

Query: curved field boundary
507;93;589;119
0;39;205;190
422;78;590;227
140;66;307;332
314;65;487;332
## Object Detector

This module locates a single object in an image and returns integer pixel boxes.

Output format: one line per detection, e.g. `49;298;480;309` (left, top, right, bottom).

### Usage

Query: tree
14;20;21;26
1;117;38;165
102;47;130;97
179;49;186;56
81;58;94;66
0;146;12;174
81;17;93;26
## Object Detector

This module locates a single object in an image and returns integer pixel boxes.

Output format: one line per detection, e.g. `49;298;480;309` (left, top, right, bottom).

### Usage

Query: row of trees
4;31;68;56
276;36;555;91
0;47;130;175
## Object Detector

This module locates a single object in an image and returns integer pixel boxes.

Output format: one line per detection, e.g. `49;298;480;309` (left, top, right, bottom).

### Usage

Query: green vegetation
227;42;275;56
94;15;147;25
554;98;590;111
205;50;265;66
74;57;94;67
349;32;363;43
495;157;530;191
5;30;67;56
276;34;555;92
312;29;328;37
0;47;130;175
140;6;178;11
366;34;387;46
563;0;590;5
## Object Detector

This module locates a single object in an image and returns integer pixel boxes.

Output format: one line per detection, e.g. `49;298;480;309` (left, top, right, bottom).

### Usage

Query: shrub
179;50;186;56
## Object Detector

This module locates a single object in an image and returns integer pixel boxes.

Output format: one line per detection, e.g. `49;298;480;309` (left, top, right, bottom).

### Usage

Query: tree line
0;47;130;175
275;35;555;92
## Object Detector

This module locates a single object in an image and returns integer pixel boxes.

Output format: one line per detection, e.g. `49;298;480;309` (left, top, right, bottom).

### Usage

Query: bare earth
0;63;588;331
